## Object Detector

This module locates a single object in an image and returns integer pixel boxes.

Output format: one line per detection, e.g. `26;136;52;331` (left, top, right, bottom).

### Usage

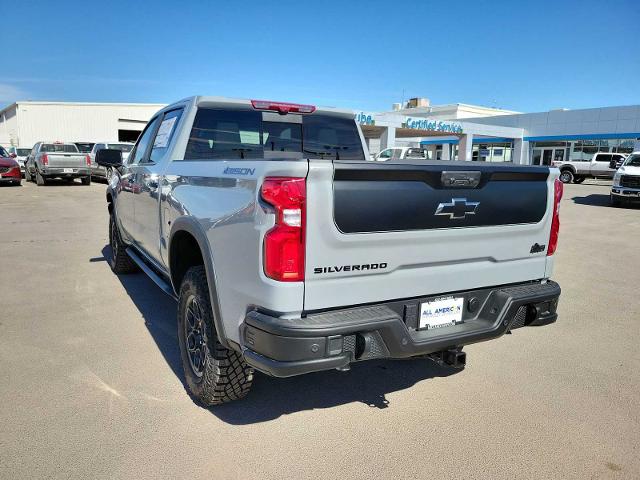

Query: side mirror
609;159;617;169
9;153;17;158
95;149;123;167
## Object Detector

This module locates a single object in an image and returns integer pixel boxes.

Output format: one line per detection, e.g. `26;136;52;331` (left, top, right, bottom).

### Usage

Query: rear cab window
112;144;134;152
41;144;79;153
183;108;364;161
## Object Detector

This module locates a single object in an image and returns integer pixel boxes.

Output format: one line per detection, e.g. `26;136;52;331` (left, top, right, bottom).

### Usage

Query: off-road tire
81;176;91;185
559;169;574;184
35;170;46;186
177;266;253;406
108;212;139;274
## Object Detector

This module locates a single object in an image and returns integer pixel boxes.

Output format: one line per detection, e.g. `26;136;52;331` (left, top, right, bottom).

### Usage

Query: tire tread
109;214;139;274
180;266;253;406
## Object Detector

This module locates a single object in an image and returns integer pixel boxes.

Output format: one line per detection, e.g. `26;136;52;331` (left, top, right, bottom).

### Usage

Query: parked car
25;142;92;185
0;146;22;186
89;142;134;180
611;152;640;207
553;152;627;183
98;96;562;406
74;142;95;154
6;146;31;176
373;146;430;161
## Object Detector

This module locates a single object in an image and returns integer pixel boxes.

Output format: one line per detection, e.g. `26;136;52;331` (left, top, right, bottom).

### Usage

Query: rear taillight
251;99;316;114
547;178;563;256
261;177;306;281
41;154;48;166
86;155;91;166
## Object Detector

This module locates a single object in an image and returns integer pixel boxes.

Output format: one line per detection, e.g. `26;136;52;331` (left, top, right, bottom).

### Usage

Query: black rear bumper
242;280;560;377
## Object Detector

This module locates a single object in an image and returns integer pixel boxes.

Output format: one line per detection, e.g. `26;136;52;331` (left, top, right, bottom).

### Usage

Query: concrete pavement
0;178;638;479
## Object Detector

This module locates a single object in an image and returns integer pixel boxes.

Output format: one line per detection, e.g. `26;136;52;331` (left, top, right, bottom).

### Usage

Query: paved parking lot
0;178;639;479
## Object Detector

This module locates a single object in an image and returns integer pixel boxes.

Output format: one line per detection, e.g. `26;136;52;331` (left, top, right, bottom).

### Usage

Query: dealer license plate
419;296;464;330
63;168;74;173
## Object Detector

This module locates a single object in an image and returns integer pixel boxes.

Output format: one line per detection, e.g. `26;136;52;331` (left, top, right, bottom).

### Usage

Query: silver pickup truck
98;96;563;406
25;142;92;185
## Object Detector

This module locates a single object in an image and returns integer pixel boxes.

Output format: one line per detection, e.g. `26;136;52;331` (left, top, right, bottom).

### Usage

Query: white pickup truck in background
373;146;430;161
611;152;640;206
553;152;627;184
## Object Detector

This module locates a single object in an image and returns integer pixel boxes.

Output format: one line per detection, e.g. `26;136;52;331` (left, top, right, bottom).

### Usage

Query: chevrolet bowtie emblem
435;198;480;219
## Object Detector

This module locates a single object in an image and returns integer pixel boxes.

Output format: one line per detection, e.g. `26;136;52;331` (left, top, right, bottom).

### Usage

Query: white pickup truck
373;146;430;161
553;152;627;184
98;96;563;405
611;152;640;206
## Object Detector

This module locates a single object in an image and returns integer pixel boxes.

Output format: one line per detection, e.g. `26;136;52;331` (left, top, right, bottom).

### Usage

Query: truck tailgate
304;161;556;311
46;153;87;168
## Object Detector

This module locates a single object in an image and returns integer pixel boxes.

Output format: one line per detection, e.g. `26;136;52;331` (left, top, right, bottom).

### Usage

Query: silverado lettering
313;263;388;274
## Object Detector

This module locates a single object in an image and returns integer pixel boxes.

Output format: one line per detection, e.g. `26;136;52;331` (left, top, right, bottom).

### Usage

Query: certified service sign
405;117;463;134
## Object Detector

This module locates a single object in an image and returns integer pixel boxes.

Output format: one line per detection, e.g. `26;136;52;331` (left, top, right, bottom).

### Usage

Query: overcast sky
3;0;639;113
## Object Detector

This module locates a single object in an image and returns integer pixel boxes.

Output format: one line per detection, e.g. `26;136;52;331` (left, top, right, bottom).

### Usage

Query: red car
0;146;22;186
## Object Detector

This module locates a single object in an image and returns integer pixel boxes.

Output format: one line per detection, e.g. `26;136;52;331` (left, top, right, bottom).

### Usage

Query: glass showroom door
532;149;542;165
542;149;553;166
532;147;565;166
552;148;565;163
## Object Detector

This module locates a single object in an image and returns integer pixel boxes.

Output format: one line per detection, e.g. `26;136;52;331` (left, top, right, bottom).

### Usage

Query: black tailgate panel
333;163;549;233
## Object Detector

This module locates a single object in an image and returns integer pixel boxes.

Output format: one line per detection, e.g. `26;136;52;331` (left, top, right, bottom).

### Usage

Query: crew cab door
590;153;615;178
133;108;183;264
303;161;557;312
117;115;160;241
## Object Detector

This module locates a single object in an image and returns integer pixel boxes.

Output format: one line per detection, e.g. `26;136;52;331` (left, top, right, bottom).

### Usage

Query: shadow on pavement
212;359;458;424
102;245;461;424
571;194;640;209
571;194;611;207
101;246;185;385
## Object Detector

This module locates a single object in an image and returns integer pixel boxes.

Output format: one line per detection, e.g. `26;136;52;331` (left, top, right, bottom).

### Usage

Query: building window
471;142;513;162
535;137;638;162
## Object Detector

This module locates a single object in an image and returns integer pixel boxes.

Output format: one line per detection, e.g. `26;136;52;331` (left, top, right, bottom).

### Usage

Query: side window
596;154;612;162
95;143;106;152
149;109;183;163
128;117;160;165
378;149;392;159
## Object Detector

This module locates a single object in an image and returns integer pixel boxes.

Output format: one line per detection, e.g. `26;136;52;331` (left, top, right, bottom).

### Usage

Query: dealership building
1;98;639;165
357;98;640;165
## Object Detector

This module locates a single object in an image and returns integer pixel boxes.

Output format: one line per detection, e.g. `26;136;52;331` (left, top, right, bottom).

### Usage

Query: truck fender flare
168;217;229;347
559;164;576;174
106;185;116;214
